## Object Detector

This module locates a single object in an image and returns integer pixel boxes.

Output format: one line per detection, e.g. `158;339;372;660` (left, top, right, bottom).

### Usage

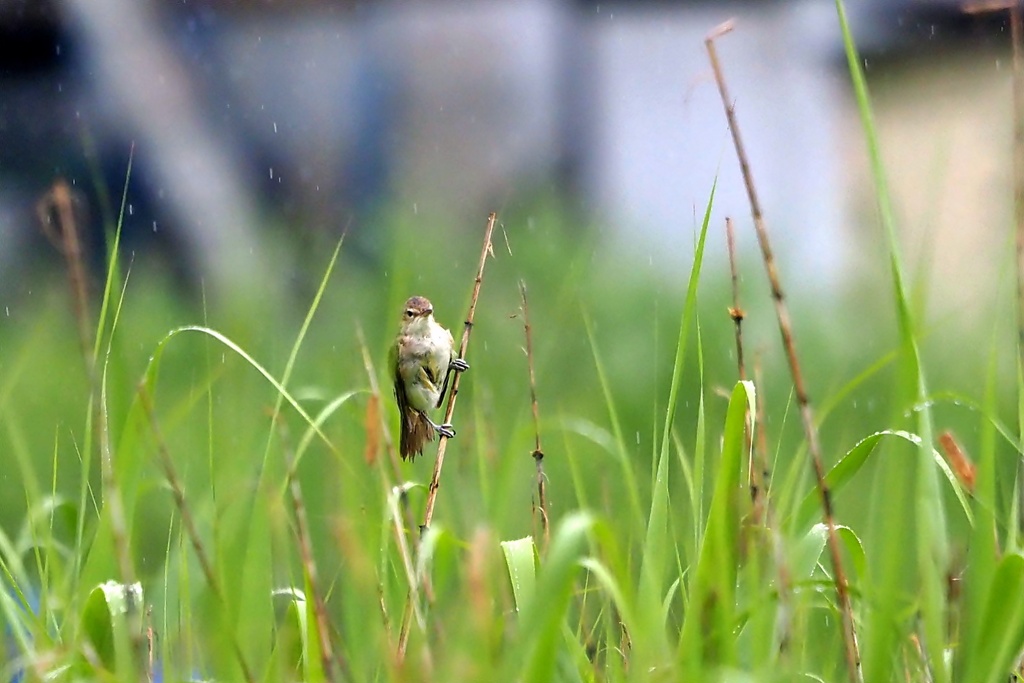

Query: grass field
2;2;1024;682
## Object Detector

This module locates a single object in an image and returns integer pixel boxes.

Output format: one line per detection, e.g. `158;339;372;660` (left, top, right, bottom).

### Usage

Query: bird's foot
423;414;457;439
450;358;469;372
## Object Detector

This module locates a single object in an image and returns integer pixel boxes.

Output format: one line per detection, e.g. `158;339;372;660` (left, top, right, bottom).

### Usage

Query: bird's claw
437;423;456;439
450;358;469;372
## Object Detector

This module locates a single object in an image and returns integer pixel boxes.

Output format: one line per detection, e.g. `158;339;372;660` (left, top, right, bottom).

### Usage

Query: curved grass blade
791;430;973;533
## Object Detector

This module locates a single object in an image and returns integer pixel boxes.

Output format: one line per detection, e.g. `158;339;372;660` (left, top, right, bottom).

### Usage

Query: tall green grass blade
639;182;715;652
836;3;949;679
957;553;1024;683
956;343;1006;680
678;380;754;672
259;236;344;478
580;313;644;530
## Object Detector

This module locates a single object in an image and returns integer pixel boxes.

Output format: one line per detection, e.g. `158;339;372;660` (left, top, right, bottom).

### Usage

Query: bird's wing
393;335;434;460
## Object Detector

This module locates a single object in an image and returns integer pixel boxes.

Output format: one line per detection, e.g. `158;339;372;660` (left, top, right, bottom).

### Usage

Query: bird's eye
405;310;414;318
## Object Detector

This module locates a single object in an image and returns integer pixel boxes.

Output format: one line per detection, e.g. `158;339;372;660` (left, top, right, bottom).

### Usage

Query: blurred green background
1;190;1015;585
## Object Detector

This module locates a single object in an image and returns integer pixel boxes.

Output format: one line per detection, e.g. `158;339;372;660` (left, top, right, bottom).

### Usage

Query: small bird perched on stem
391;296;469;460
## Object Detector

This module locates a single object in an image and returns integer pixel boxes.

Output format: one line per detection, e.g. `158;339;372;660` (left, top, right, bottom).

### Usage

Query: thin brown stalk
519;280;549;550
706;22;861;683
421;211;497;530
137;384;257;683
398;211;497;658
273;415;343;683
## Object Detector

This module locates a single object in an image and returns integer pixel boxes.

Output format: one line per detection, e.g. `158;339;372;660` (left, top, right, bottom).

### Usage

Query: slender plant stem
397;211;497;659
519;280;549;550
706;22;862;683
421;212;497;530
726;217;746;382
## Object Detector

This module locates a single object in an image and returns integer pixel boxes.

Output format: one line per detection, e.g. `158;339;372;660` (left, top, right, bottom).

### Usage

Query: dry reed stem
273;416;342;683
706;22;861;683
397;211;497;659
519;280;550;550
138;384;257;683
421;212;497;529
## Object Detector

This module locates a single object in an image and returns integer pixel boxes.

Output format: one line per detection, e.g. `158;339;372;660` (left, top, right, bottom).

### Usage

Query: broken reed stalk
397;211;498;660
706;22;862;683
274;416;343;683
420;212;497;530
137;384;256;683
519;280;549;550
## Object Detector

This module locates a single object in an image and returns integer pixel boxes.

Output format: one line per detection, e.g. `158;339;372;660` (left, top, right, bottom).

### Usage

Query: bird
390;296;469;460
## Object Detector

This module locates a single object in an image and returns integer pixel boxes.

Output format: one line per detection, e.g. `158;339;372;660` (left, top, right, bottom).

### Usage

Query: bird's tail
400;409;435;461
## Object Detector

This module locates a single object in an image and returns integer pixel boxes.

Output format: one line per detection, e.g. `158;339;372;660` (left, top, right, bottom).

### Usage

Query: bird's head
401;296;435;331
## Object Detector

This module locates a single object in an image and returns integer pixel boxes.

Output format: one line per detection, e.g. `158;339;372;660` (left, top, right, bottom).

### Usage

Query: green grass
2;3;1024;681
